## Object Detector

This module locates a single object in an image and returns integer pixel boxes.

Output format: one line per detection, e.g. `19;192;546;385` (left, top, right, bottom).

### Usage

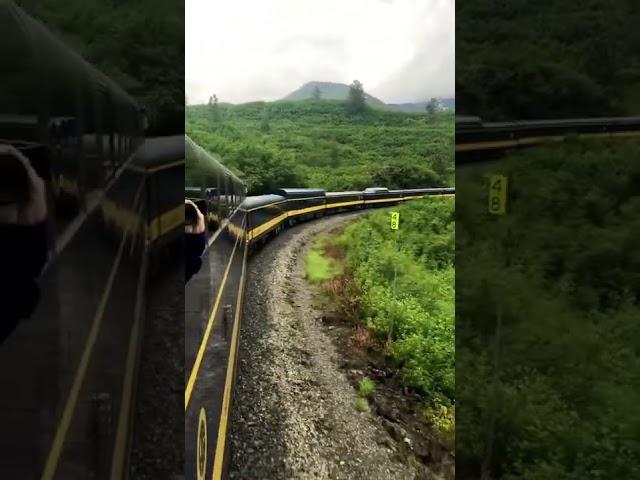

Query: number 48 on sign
390;212;400;230
488;175;508;215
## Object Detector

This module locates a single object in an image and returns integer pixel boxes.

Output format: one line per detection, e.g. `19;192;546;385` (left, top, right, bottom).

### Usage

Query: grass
357;377;375;399
354;397;369;413
305;235;342;284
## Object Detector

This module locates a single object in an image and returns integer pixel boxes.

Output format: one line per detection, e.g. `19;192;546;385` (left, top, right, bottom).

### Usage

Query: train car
456;114;640;162
325;191;364;213
130;136;185;268
273;188;326;225
0;2;149;478
240;194;288;245
363;187;403;207
400;187;455;199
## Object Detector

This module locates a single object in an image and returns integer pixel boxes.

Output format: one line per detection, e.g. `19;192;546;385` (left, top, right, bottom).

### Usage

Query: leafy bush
339;198;455;409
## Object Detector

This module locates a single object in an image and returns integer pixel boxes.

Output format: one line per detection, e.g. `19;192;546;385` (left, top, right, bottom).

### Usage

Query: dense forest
21;0;184;134
186;100;453;194
457;0;640;119
457;140;640;478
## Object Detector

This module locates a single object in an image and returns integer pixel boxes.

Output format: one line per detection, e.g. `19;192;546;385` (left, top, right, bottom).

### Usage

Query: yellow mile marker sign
390;212;400;230
488;175;508;215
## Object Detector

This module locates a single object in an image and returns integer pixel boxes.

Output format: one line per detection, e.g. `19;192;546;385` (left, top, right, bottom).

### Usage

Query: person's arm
185;199;206;282
0;145;47;226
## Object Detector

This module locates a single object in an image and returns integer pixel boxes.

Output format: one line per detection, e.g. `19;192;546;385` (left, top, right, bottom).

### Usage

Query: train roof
240;194;285;210
132;136;184;170
364;187;389;193
402;187;455;193
273;188;326;198
325;191;363;196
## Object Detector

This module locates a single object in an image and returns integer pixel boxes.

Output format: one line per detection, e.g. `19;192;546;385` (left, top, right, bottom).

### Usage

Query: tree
260;108;270;133
313;85;322;100
426;97;438;121
209;94;221;123
346;80;366;114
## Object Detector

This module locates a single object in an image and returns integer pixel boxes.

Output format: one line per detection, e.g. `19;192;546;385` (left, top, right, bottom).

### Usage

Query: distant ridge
281;81;454;112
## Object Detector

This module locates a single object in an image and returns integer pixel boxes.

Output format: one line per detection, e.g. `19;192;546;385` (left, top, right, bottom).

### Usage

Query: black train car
362;187;402;207
400;187;455;199
0;2;148;478
273;188;326;225
130;135;185;265
242;194;287;245
325;191;364;213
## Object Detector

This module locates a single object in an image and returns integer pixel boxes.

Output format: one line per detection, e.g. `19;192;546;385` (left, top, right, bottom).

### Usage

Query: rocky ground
130;259;184;479
229;213;446;480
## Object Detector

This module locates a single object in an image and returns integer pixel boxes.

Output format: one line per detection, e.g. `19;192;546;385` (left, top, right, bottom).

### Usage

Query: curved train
183;136;454;480
456;114;640;162
0;3;183;479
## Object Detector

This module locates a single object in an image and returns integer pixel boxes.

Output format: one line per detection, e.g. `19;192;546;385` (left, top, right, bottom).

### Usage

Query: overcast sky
186;0;454;105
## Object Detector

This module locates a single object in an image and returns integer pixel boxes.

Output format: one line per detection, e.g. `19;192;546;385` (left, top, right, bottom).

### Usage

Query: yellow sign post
488;175;508;215
390;211;400;230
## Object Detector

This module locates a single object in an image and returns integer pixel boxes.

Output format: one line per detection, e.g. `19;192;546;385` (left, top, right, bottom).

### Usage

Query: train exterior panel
363;187;403;207
274;188;326;224
456;115;640;162
243;194;287;242
325;191;364;212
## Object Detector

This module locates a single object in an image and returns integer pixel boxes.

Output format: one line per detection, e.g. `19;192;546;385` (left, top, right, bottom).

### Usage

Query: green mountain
282;82;455;113
282;81;388;109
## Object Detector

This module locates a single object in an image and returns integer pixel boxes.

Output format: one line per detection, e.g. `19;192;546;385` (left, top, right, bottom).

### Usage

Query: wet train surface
0;3;183;478
184;136;455;480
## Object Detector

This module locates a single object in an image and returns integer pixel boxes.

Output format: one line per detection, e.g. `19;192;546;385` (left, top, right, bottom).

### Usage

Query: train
456;114;640;162
0;3;183;479
183;137;454;480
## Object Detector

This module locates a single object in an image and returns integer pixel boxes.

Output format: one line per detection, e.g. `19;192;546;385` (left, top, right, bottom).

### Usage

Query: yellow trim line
109;249;149;479
185;232;242;411
211;242;248;479
364;197;404;204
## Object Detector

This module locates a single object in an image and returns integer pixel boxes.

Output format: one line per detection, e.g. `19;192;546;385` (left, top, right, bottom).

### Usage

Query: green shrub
339;198;455;407
354;398;369;413
357;377;375;399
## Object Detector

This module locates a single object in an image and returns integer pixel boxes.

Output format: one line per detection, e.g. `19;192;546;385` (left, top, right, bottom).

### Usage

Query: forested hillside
457;0;640;119
186;100;453;194
20;0;184;134
457;139;640;478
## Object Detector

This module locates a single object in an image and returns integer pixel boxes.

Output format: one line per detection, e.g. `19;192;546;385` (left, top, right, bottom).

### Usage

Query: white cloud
186;0;454;104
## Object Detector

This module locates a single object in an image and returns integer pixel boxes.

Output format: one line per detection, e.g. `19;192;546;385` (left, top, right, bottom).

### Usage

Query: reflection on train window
185;135;246;233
